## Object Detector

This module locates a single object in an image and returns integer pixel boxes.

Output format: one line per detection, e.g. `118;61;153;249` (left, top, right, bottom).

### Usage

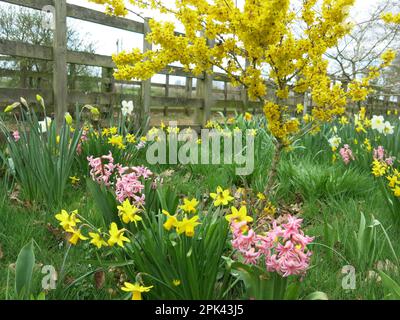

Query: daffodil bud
84;105;100;116
36;94;45;109
20;97;28;108
4;102;20;113
64;112;73;125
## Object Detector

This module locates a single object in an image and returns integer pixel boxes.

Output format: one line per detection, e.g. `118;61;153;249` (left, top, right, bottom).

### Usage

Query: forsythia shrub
88;0;396;196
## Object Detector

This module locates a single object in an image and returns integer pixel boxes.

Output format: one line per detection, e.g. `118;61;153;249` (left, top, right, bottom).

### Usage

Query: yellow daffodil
102;128;111;136
68;228;88;245
364;138;372;151
248;129;257;137
117;199;142;225
162;210;178;231
244;112;253;121
126;133;136;143
257;192;266;200
121;282;153;300
108;135;126;150
227;117;235;124
392;186;400;197
69;176;80;185
339;116;349;125
160;121;166;130
172;279;181;286
55;209;81;232
210;186;234;206
371;160;388;177
179;198;199;214
263;202;277;216
107;222;130;247
226;206;253;224
89;232;108;249
175;215;201;237
387;175;399;188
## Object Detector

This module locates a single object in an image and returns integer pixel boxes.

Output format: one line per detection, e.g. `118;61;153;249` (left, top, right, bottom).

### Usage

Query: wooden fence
0;0;399;129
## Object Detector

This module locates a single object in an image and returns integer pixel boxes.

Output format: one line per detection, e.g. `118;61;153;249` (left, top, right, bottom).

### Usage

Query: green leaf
378;271;400;299
304;291;329;300
285;282;301;300
86;178;118;226
15;240;35;299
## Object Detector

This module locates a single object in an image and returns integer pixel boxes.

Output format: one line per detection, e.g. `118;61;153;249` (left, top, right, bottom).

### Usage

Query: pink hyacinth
87;152;152;205
373;146;385;161
136;140;146;150
87;151;115;186
12;130;20;142
230;215;314;277
339;144;355;165
385;157;395;166
115;172;145;203
373;146;395;166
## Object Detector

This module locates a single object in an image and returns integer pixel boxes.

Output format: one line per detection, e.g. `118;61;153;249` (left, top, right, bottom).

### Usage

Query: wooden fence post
53;0;68;126
101;67;115;116
196;37;214;126
164;74;169;116
185;77;192;116
68;64;76;90
141;18;152;131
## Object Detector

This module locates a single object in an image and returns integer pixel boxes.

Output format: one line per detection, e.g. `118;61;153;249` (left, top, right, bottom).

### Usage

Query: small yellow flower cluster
55;210;87;245
371;159;388;177
98;127;138;149
372;160;400;198
102;127;118;136
354;107;371;133
162;198;201;237
263;201;277;217
263;101;300;144
363;138;372;152
89;0;127;16
55;209;131;248
382;12;400;24
205;120;221;130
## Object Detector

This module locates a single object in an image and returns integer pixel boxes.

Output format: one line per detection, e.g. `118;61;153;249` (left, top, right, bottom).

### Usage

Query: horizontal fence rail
0;0;399;128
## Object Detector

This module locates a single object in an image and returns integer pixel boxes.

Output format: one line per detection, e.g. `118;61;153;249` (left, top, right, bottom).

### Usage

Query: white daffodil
383;121;394;136
371;115;385;133
328;135;342;149
121;100;134;116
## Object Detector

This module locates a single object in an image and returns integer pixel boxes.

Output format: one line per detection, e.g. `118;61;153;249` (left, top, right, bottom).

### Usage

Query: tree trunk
264;141;283;197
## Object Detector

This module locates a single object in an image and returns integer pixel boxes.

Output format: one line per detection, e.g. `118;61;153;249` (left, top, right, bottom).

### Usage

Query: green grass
1;116;400;300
